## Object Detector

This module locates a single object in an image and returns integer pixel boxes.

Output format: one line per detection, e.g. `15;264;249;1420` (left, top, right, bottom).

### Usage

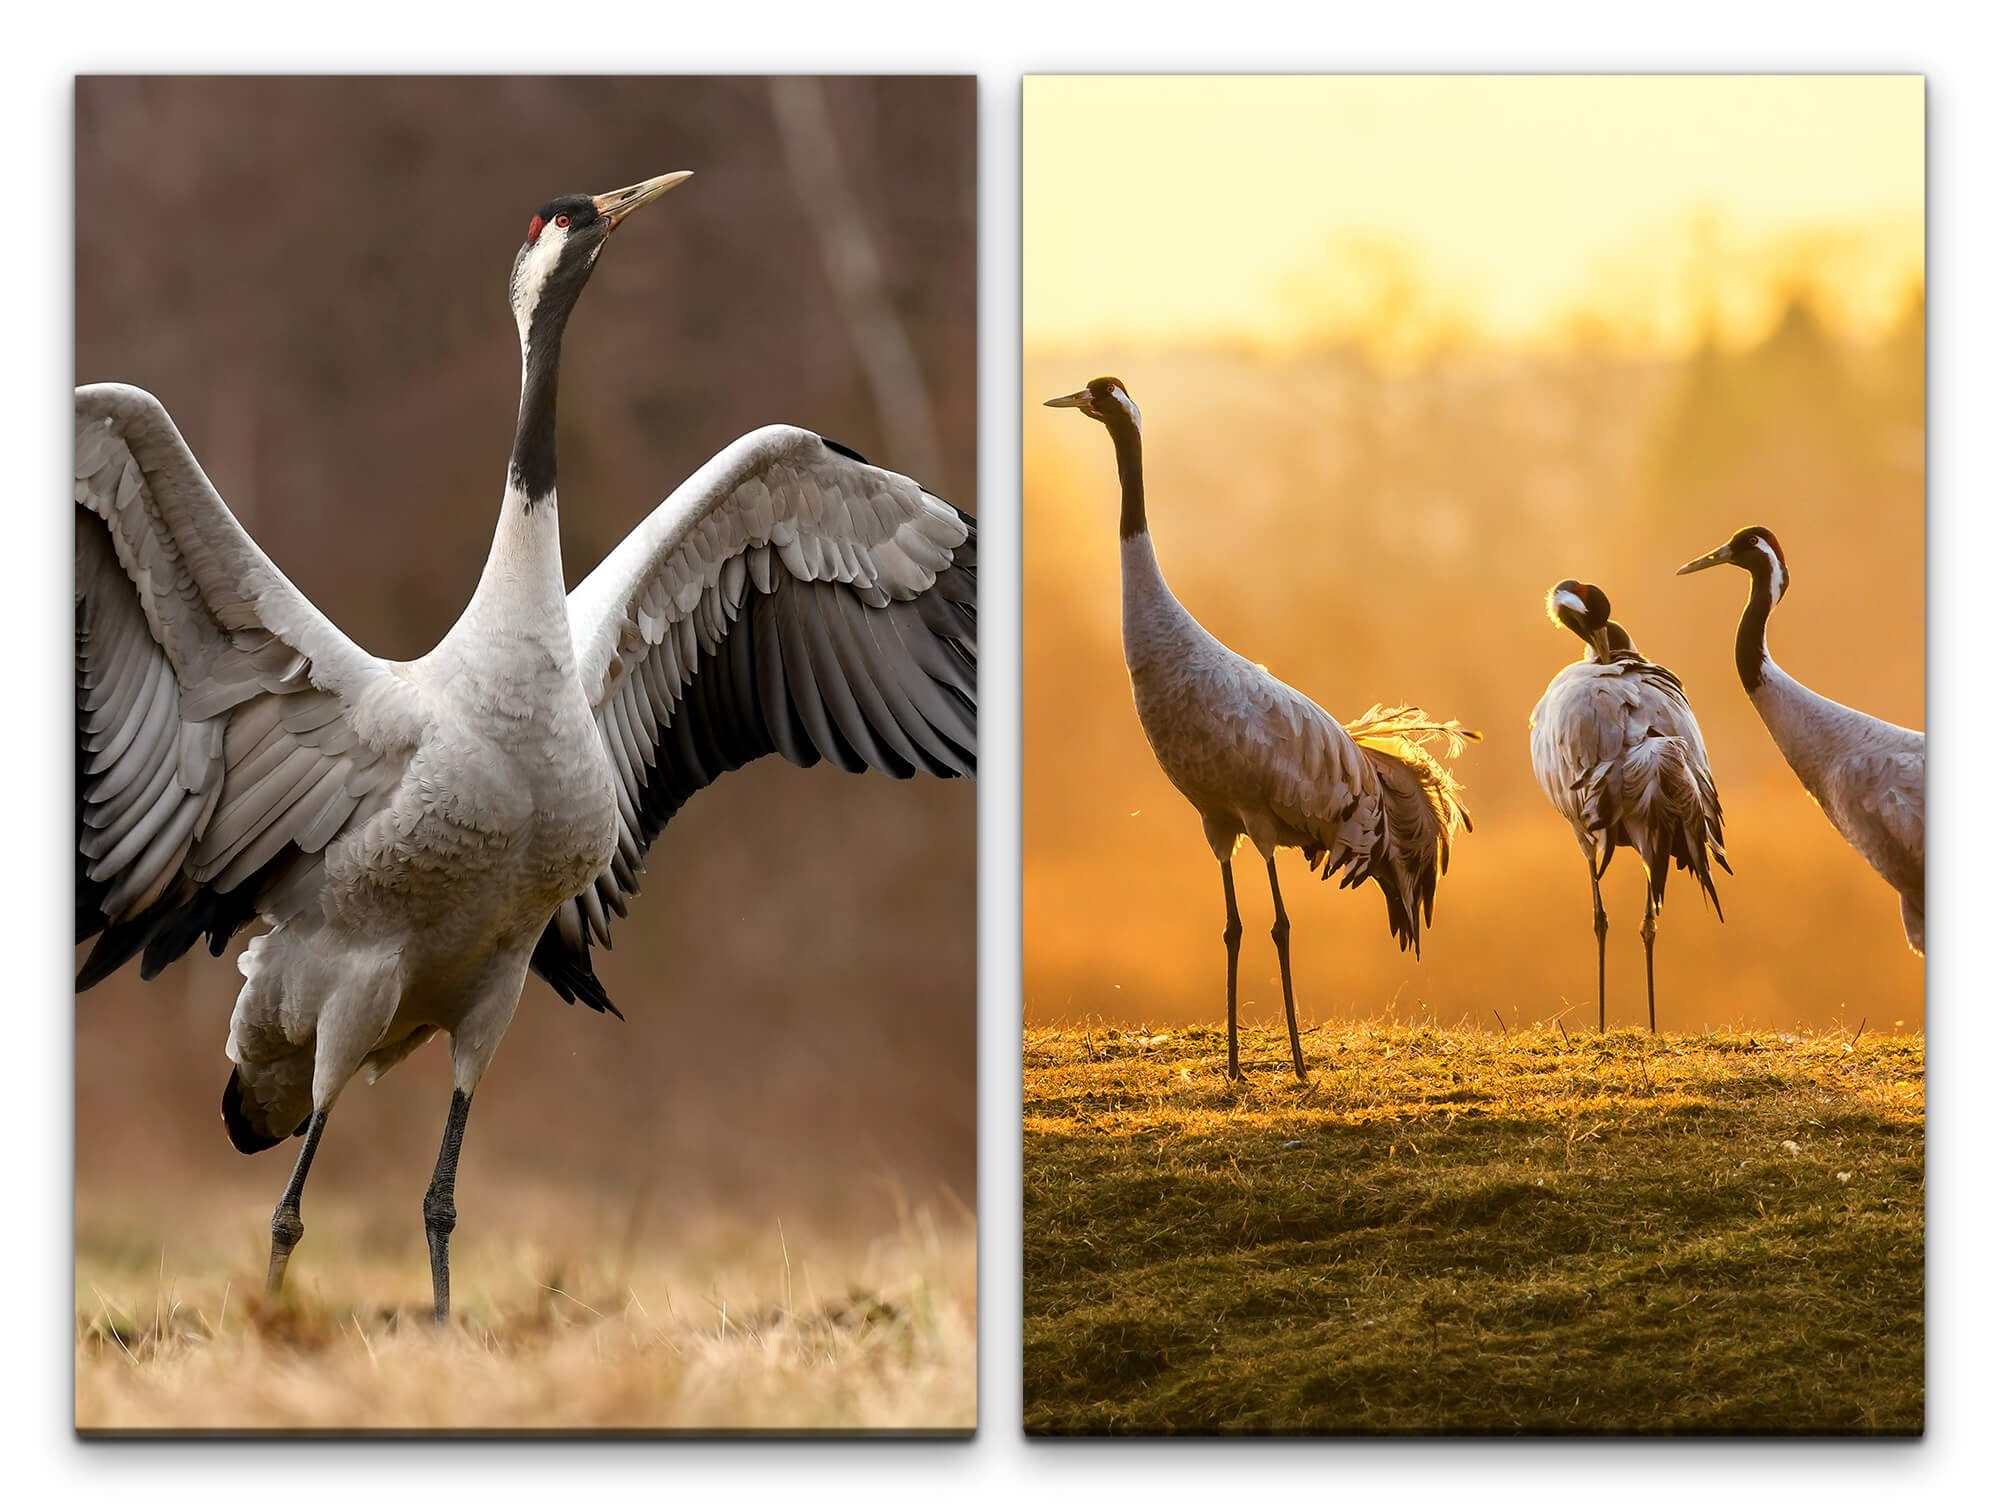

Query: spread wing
533;425;976;1014
75;384;418;986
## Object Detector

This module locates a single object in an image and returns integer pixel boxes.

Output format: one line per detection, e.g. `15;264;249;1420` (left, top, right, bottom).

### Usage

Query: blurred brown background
1025;78;1923;1038
75;76;976;1242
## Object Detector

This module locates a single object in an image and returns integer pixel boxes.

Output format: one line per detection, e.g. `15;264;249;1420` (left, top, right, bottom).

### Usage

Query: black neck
1556;613;1602;662
1110;419;1146;539
1735;559;1778;692
509;330;563;507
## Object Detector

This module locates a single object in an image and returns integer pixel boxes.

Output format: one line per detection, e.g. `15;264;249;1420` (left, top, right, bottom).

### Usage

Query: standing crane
1678;526;1923;952
1530;580;1728;1032
1042;376;1473;1081
75;172;977;1321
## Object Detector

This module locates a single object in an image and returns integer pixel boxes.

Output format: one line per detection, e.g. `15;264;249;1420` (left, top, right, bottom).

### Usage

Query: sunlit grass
1024;1022;1922;1435
76;1204;974;1433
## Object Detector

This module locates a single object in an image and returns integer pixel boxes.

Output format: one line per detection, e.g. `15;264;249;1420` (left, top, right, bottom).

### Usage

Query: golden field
77;1192;974;1433
1024;1023;1924;1434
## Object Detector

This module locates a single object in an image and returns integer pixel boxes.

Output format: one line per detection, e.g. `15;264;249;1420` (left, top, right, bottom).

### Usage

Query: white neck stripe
511;224;569;343
1753;537;1787;599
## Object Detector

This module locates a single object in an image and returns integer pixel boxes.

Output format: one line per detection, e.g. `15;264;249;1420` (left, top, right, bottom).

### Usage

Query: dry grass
76;1200;974;1434
1025;1021;1923;1435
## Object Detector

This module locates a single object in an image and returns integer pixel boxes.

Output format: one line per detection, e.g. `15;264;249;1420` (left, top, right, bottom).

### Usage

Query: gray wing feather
75;384;416;986
533;426;976;1014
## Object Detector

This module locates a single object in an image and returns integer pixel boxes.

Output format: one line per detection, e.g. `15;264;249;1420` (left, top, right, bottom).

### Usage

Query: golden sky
1025;76;1924;355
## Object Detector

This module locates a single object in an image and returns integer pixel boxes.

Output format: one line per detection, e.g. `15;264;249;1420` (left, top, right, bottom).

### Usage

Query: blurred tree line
1025;259;1923;1035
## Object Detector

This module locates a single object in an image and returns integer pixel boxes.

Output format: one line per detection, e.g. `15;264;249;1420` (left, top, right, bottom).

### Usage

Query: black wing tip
76;860;280;991
530;923;626;1019
74;945;126;994
821;436;870;466
555;965;627;1020
76;913;160;991
220;1069;289;1155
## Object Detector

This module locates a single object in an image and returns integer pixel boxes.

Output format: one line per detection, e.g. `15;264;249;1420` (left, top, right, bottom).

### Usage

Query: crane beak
1590;626;1612;661
1676;547;1728;576
594;171;693;231
1044;390;1095;414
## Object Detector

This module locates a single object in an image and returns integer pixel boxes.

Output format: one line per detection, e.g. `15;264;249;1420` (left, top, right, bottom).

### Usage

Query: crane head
508;171;693;346
1044;375;1142;433
1547;579;1614;661
1677;525;1789;602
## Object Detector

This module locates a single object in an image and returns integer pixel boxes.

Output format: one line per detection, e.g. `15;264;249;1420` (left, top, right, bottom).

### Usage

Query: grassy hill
1024;1023;1923;1435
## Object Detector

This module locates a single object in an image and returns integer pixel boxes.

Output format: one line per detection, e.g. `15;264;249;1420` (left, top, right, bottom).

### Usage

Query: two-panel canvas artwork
74;74;1922;1435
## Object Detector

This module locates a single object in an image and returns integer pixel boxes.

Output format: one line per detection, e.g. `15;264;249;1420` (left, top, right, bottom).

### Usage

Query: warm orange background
1025;77;1923;1035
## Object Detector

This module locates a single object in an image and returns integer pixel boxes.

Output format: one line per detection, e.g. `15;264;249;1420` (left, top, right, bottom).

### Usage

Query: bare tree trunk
768;77;944;485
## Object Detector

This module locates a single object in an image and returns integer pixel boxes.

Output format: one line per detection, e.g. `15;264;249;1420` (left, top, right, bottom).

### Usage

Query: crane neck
461;474;567;638
509;328;564;509
1108;418;1147;540
1735;563;1781;693
449;330;573;650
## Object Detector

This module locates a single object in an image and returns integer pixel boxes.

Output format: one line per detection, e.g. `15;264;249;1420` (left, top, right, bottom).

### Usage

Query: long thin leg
424;1089;473;1325
1641;891;1659;1035
1267;857;1308;1081
266;1110;330;1297
1221;860;1244;1080
1589;858;1608;1034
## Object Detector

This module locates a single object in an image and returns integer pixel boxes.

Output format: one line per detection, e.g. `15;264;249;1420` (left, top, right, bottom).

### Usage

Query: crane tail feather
220;1068;290;1155
1576;736;1729;919
1340;705;1477;953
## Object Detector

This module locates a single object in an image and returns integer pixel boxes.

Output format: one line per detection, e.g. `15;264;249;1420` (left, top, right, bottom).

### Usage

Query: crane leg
1267;857;1308;1081
1220;860;1244;1080
423;1089;473;1325
265;1109;330;1298
1641;893;1659;1035
1589;861;1608;1034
